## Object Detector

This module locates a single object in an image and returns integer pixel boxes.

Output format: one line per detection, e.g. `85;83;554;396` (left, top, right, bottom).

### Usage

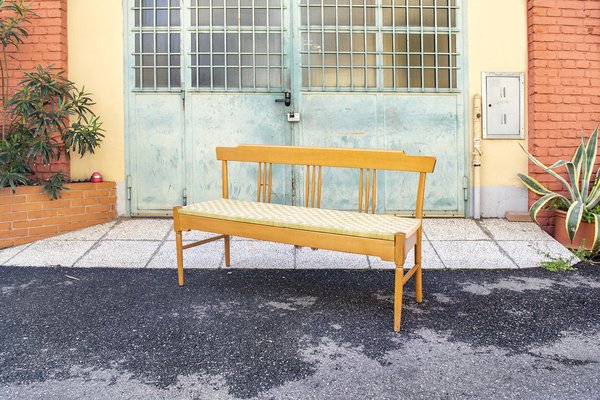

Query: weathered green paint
186;94;292;204
125;0;467;216
297;93;464;214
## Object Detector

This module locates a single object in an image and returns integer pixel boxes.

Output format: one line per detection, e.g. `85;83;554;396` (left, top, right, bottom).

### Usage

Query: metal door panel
382;94;462;214
298;93;464;215
298;93;381;210
186;94;292;204
130;94;184;212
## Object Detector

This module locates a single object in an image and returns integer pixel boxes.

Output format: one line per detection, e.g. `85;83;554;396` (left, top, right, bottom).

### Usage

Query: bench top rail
216;145;436;173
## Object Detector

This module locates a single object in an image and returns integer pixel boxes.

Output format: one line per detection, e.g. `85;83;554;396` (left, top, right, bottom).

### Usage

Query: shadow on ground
1;264;599;399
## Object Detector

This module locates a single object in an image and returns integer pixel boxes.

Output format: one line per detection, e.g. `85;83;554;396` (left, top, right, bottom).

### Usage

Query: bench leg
224;235;231;267
394;265;404;332
414;232;423;304
176;231;185;286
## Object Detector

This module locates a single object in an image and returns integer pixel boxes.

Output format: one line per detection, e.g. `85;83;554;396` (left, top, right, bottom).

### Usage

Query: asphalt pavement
1;264;599;399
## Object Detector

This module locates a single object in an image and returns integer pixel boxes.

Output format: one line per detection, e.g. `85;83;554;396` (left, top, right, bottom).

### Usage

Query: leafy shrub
0;66;104;197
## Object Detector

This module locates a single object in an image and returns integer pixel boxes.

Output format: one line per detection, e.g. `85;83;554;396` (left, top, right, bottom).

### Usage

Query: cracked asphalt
1;264;599;399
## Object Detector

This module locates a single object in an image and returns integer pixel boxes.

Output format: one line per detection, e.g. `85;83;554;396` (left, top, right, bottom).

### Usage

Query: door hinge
126;175;132;201
463;176;469;202
183;188;188;206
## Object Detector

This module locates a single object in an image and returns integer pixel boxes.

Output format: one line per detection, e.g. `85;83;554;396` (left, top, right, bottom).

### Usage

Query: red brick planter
0;182;116;249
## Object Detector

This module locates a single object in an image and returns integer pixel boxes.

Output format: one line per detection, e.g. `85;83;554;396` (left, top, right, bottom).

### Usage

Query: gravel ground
0;264;599;400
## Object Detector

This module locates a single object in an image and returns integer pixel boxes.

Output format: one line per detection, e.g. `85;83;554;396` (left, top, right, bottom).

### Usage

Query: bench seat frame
173;145;436;332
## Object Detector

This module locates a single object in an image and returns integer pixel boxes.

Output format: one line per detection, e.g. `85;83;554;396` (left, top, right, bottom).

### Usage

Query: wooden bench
173;145;436;331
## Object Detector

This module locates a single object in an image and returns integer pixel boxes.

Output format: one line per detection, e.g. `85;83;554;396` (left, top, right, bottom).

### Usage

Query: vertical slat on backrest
303;165;323;208
358;168;377;213
358;169;364;211
268;163;273;203
365;169;371;213
371;170;377;214
257;162;262;202
316;166;322;208
262;162;268;202
222;160;229;199
415;172;427;219
304;165;310;207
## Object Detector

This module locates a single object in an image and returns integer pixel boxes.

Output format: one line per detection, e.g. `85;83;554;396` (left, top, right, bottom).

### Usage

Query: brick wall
4;0;69;179
527;0;600;233
0;182;116;249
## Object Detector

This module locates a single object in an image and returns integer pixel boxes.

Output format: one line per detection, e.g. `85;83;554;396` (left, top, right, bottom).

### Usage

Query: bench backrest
216;145;436;218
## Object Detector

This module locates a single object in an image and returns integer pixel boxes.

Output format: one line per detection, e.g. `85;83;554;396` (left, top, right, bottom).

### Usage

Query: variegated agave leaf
565;162;582;202
592;213;600;252
565;201;584;242
581;128;598;202
517;174;552;196
529;193;569;223
519;143;576;201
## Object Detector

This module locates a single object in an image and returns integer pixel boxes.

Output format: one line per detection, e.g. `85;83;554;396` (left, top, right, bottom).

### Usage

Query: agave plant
518;128;600;249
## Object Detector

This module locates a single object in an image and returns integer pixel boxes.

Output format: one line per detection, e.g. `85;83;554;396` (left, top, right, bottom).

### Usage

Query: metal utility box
482;72;525;139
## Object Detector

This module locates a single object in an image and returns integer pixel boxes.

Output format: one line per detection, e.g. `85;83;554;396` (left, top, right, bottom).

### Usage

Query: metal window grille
300;0;460;92
188;0;286;91
132;0;182;91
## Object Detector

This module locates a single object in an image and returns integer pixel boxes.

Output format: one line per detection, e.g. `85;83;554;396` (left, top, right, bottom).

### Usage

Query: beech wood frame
173;145;436;332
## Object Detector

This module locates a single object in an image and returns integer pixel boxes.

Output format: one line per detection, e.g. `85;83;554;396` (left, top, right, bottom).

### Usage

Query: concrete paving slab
0;243;31;265
166;228;217;241
497;240;580;268
104;219;172;241
368;240;445;269
147;241;223;269
481;219;554;241
75;241;161;268
5;240;95;267
430;240;517;269
46;221;117;241
423;218;489;241
295;247;369;269
228;240;294;269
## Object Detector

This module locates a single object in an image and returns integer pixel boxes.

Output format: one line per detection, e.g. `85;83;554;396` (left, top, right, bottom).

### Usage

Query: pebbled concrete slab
45;221;117;241
147;240;223;269
0;266;598;399
481;219;554;241
166;228;217;241
295;247;369;269
368;240;445;269
0;244;30;265
422;218;489;241
497;240;579;268
104;219;172;241
227;240;294;269
4;240;95;267
75;241;162;268
430;240;517;269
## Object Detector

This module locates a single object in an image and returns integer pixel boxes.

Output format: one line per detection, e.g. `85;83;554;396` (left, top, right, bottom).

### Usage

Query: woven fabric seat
179;199;421;241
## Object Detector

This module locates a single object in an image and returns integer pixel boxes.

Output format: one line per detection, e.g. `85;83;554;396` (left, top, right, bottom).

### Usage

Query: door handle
275;91;291;107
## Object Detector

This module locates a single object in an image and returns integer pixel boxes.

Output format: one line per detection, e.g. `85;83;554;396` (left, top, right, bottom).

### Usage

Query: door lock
275;91;291;107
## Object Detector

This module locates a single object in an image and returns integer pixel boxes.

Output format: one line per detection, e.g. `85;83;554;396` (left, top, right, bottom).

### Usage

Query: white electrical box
482;72;524;139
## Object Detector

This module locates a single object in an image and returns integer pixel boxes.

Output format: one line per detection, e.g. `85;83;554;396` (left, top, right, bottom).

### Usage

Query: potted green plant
518;128;600;251
0;65;104;198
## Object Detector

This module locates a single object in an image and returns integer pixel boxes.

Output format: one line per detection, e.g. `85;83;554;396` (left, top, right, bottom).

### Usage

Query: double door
127;0;466;215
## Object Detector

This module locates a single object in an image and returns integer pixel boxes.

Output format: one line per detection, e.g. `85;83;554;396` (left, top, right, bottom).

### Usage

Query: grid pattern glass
300;0;459;91
132;0;182;90
189;0;286;91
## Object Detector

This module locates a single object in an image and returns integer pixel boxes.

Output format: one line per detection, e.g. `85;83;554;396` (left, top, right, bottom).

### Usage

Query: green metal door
127;0;293;214
294;0;465;215
127;0;465;215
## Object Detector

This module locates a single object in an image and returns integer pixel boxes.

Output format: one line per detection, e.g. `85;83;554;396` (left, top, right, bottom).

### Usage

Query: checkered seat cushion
179;199;421;241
